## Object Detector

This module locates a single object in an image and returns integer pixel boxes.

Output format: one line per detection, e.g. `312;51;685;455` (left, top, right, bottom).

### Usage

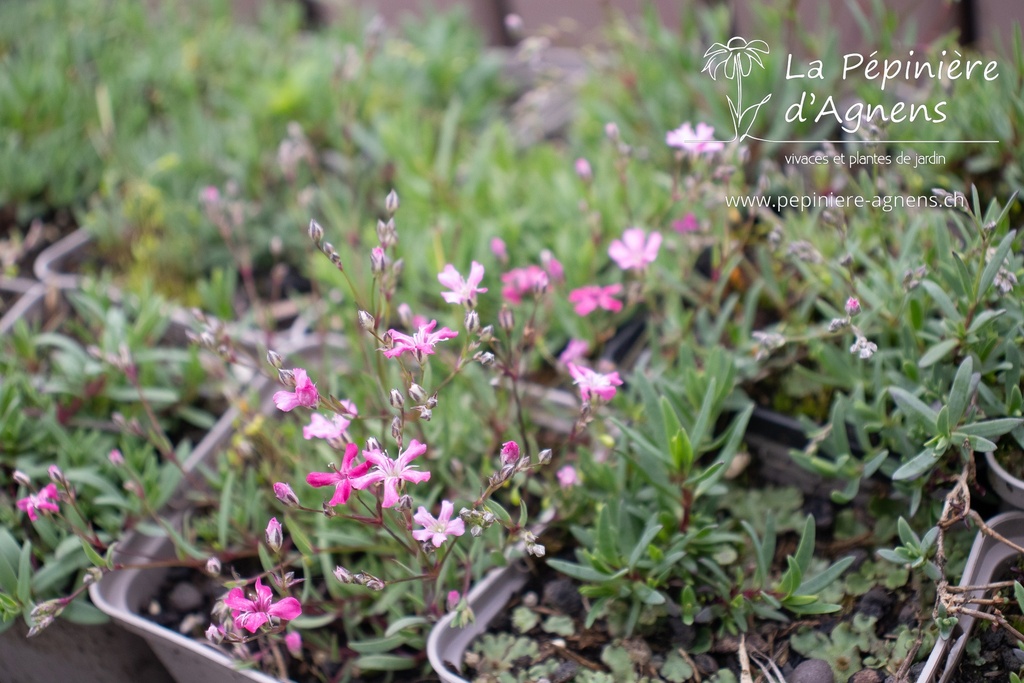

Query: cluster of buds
786;240;823;264
186;312;239;363
334;566;385;591
459;507;497;537
28;599;66;637
828;296;861;333
376;218;398;249
849;334;878;360
521;530;546;558
902;265;928;291
308;220;344;272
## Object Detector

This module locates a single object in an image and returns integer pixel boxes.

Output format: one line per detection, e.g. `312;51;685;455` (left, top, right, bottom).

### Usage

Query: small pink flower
16;484;60;522
490;238;508;263
351;440;431;508
557;465;578;488
306;443;371;507
608;228;662;271
302;404;356;443
568;284;623;316
845;297;861;316
575;158;592;181
265;517;283;552
447;590;461;610
273;368;318;412
108;449;125;466
541;250;564;283
285;631;302;658
568;363;623;402
673;213;700;234
382;321;458;362
559;339;590;365
438;262;488;307
200;186;220;205
666;122;723;155
223;577;302;633
501;441;520;464
501;266;549;304
412;500;465;547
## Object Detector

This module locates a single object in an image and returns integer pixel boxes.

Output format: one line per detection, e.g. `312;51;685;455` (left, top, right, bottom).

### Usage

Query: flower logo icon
702;37;772;142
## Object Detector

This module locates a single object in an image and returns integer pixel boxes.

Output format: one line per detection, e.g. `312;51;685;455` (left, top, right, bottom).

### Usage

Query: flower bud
366;436;382;452
83;567;103;586
12;470;30;487
267;350;284;369
285;631;302;658
537;449;553;465
273;482;300;508
408;383;427;404
206;557;222;575
416;406;433;421
426;392;438;409
478;325;495;342
357;310;375;330
48;465;66;487
471;525;483;537
334;566;354;584
370;247;386;276
395;494;413;511
464;309;480;334
845;297;861;317
385;189;399;216
365;577;386;591
206;624;224;644
498;305;514;332
476;351;495;367
389;389;405;409
828;318;849;333
278;368;296;388
308;219;324;246
604;122;620;141
391;415;403;440
574;157;592;182
447;590;461;611
265;517;283;552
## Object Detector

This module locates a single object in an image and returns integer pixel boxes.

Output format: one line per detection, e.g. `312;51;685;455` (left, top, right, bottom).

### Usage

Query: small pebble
542;577;583;616
168;582;205;613
791;658;835;683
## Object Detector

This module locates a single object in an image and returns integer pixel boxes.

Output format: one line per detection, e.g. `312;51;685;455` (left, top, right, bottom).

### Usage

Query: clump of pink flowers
16;484;60;522
568;284;623;316
666;121;724;156
223;577;302;633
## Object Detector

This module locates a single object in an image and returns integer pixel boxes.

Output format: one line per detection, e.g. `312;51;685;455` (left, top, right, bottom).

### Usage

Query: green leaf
384;616;428;637
889;387;939;428
947;357;974;427
793;516;815;574
286;518;314;557
79;539;106;569
892;448;940;481
627;522;663;570
798;556;855;595
595;505;618;564
217;469;235;549
979;230;1016;297
546;559;626;583
352;654;416;671
918;339;959;368
348;634;408;654
920;280;961;322
1015;581;1024;614
670;429;693;476
957;418;1023;438
16;542;32;606
968;308;1006;334
936;405;950;438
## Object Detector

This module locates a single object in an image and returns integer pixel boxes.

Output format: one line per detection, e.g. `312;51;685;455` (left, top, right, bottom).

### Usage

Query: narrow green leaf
889;387;939;428
947;357;974;427
892;448;940;481
793;516;815;575
979;230;1016;297
920;280;961;322
918;339;959;368
628;523;663;570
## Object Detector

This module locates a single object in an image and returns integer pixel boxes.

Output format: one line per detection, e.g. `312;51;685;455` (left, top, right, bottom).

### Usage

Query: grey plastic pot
985;450;1024;509
0;276;40;335
915;511;1024;683
33;227;305;349
427;562;532;682
89;374;285;683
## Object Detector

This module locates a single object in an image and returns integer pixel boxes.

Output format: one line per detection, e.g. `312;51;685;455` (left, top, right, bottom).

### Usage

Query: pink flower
285;631;302;658
108;449;124;466
273;368;318;412
382;321;458;362
541;250;564;283
559;339;590;365
501;441;520;464
447;590;461;610
673;213;700;234
568;363;623;402
303;403;356;443
16;484;60;521
412;500;465;547
557;465;578;488
666;122;723;156
575;157;592;181
608;228;662;271
351;440;431;508
490;238;508;263
568;284;623;316
438;262;488;307
200;186;220;205
306;443;371;506
223;577;302;633
501;266;549;303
